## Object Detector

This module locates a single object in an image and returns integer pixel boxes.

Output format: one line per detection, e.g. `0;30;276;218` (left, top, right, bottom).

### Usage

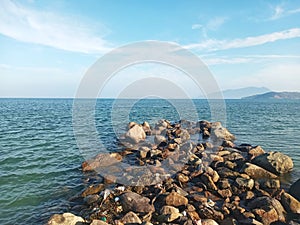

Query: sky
1;0;300;98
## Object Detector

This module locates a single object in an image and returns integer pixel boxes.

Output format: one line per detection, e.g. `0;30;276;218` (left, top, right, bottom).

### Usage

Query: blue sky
1;0;300;97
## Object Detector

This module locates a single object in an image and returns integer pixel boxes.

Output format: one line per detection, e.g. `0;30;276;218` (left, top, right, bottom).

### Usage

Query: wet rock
120;211;142;224
241;163;278;179
165;192;189;207
119;192;154;213
81;184;105;197
235;177;254;190
281;192;300;214
159;205;182;222
252;152;293;175
289;179;300;201
211;122;235;141
46;213;85;225
125;124;146;144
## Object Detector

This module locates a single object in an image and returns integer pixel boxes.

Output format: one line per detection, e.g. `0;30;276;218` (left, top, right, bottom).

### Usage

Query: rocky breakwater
47;120;300;225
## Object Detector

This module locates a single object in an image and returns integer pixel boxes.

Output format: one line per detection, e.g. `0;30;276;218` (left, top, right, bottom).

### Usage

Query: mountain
208;87;271;99
243;91;300;100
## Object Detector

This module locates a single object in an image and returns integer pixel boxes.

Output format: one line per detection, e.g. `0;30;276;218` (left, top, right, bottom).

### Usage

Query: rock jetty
47;120;300;225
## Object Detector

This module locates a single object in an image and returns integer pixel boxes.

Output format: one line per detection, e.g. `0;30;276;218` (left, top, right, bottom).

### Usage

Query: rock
159;205;182;222
165;192;188;207
139;146;150;159
198;206;224;221
211;122;235;141
248;196;286;224
252;152;293;175
201;219;219;225
119;192;154;213
218;189;232;198
217;178;232;189
216;167;240;178
290;179;300;201
142;121;151;135
81;184;105;197
248;146;266;158
180;129;191;142
84;194;99;205
201;173;218;191
235;177;254;190
120;211;142;224
222;140;235;148
82;153;122;172
91;220;110;225
241;163;278;179
154;135;167;145
46;213;85;225
125;125;146;144
281;192;300;214
258;179;280;190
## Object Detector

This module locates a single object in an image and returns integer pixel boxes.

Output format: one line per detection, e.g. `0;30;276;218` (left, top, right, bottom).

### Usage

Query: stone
216;167;240;178
120;211;142;224
235;177;254;190
154;135;167;145
241;163;278;179
165;192;188;207
290;179;300;201
218;189;232;198
211;122;235;141
248;146;265;158
198;206;224;221
142;121;151;135
217;178;232;189
248;196;286;224
84;194;99;205
125;125;146;144
46;213;85;225
82;153;122;172
201;219;219;225
177;173;189;183
81;184;105;197
222;140;235;148
258;178;280;190
159;205;182;222
91;220;110;225
281;192;300;214
252;152;293;175
201;173;218;191
120;192;154;213
139;146;150;159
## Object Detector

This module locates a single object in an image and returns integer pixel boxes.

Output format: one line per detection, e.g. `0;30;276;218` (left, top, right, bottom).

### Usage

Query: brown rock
281;192;300;214
252;152;293;175
235;177;254;190
218;189;232;198
159;205;182;222
201;173;218;191
90;220;110;225
211;122;235;141
120;192;154;213
241;163;278;179
201;219;219;225
165;192;188;207
248;146;265;158
81;184;105;197
120;211;142;224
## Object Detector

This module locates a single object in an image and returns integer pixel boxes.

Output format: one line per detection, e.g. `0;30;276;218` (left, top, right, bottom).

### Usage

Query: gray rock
252;152;293;175
120;192;154;213
210;122;235;141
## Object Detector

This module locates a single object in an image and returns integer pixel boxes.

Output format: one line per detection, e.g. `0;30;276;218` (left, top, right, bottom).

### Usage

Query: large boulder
281;192;300;214
289;179;300;201
252;152;293;175
119;192;154;213
46;213;85;225
125;124;146;144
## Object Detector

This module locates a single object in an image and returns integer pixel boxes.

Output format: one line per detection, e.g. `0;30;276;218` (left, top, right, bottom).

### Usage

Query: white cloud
206;17;227;31
192;24;203;30
0;1;111;53
270;5;284;20
185;28;300;51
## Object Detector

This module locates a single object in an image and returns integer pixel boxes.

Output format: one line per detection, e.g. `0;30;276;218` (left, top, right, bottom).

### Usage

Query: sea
0;98;300;225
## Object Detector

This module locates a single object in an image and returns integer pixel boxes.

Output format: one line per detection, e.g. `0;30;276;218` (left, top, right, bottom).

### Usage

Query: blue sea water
0;98;299;224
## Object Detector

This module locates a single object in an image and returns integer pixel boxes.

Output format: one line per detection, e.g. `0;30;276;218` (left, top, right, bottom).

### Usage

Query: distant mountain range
243;91;300;100
208;87;271;99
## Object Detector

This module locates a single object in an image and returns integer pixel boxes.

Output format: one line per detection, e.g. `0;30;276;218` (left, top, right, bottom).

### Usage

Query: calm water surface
0;98;299;224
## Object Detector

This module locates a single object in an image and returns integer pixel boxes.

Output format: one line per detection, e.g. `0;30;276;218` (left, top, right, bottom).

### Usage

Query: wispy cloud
185;28;300;51
269;3;300;20
0;1;112;53
192;17;227;38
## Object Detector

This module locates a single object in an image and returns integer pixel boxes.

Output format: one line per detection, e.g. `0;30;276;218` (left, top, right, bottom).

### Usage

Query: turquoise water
0;98;299;224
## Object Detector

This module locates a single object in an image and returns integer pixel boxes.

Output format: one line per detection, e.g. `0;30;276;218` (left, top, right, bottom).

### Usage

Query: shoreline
47;119;300;225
